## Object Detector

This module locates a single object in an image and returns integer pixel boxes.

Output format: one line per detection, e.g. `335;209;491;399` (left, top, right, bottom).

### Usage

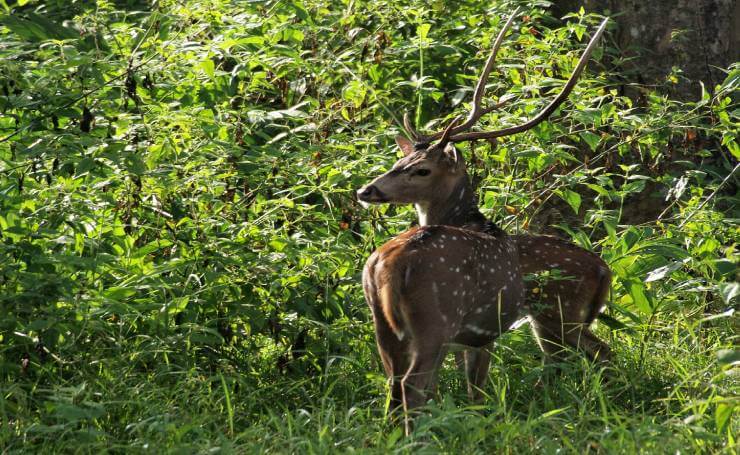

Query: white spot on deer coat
465;325;492;336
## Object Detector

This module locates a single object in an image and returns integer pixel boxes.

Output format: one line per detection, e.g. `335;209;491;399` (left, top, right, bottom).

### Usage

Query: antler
438;115;462;145
448;17;608;142
404;13;609;144
404;7;520;144
403;112;420;142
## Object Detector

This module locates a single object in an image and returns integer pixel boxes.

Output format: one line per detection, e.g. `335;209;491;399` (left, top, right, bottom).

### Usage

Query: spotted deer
358;12;610;421
362;122;526;436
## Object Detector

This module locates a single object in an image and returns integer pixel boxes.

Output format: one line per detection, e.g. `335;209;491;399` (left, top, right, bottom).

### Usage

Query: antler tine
438;115;462;145
448;17;609;143
454;6;521;135
415;7;520;144
403;111;421;141
406;8;520;144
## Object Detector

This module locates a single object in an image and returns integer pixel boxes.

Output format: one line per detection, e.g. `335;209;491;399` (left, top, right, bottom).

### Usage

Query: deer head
357;118;476;226
356;134;465;206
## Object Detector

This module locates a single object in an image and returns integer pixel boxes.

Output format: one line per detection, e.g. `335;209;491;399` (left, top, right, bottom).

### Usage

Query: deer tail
379;273;406;341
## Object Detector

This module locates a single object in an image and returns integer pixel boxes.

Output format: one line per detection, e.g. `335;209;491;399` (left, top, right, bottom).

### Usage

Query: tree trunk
552;0;740;100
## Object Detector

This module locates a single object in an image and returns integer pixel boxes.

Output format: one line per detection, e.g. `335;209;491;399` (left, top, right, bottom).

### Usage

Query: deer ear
395;136;416;156
442;143;463;170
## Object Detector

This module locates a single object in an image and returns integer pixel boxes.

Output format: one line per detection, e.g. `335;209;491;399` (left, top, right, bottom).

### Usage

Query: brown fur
379;284;403;338
363;225;525;434
515;234;611;361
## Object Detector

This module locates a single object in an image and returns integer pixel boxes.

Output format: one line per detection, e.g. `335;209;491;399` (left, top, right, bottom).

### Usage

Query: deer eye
413;168;431;177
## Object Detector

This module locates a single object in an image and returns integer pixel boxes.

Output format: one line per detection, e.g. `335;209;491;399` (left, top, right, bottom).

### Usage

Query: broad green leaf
162;296;189;315
200;59;215;79
580;131;600;152
342;80;367;108
132;239;173;259
585;183;612;198
623;279;654;314
417;23;431;42
1;13;78;42
558;189;581;214
102;287;137;302
289;1;310;22
715;402;734;434
645;260;685;282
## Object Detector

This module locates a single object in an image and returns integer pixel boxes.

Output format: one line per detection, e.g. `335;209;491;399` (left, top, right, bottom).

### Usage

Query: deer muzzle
356;184;389;206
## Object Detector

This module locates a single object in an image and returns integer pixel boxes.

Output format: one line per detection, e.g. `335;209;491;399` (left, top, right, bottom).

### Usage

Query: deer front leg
400;343;447;435
371;313;410;415
456;346;492;401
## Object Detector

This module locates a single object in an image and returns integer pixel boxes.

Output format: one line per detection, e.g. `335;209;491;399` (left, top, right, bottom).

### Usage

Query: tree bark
552;0;740;100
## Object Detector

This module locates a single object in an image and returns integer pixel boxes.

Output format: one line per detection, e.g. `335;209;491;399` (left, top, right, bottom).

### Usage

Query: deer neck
415;174;484;227
415;173;504;237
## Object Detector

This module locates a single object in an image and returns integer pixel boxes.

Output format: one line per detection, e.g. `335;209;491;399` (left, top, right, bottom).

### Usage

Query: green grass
3;314;737;453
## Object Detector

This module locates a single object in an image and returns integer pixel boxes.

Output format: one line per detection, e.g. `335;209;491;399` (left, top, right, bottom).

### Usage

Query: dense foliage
1;0;737;451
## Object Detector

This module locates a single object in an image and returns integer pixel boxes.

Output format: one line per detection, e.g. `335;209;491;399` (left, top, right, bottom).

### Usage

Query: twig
678;162;739;228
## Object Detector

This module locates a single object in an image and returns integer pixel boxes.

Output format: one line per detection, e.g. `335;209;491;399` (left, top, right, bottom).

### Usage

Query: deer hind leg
552;282;611;363
529;276;612;364
530;314;569;362
531;312;611;363
575;267;613;362
366;286;410;414
563;326;611;362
